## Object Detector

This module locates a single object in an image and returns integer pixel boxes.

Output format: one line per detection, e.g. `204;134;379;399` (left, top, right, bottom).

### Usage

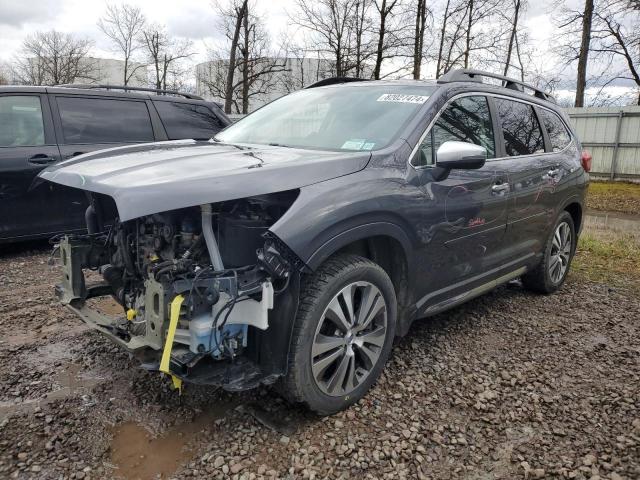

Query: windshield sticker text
377;93;429;104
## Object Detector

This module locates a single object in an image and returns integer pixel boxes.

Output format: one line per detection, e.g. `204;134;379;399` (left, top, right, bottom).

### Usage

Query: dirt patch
586;180;640;214
1;236;639;479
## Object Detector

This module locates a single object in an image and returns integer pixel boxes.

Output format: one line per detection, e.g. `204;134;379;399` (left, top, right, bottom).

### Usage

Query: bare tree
591;0;640;104
503;0;524;77
412;0;431;79
576;0;595;106
290;0;361;77
13;30;96;85
98;3;147;85
555;0;595;106
203;1;289;113
216;0;249;113
238;11;290;113
0;62;11;85
434;0;502;76
371;0;412;79
142;25;194;90
352;0;375;78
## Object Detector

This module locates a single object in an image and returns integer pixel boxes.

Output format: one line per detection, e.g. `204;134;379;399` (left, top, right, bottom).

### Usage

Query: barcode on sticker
377;93;429;104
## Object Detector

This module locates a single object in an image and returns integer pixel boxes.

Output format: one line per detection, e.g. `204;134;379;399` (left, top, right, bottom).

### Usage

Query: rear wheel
280;254;396;415
522;211;576;294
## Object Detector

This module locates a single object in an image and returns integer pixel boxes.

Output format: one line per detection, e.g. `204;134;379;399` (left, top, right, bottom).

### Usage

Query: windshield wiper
268;142;293;148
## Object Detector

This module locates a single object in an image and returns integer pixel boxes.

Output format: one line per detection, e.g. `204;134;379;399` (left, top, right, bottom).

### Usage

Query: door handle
491;183;510;195
547;168;560;178
27;154;57;165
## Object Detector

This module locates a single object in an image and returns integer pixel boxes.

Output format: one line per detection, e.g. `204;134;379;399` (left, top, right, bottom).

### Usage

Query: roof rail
56;84;203;100
305;77;368;89
437;69;555;103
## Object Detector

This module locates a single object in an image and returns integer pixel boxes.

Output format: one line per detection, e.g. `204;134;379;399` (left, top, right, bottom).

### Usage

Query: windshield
215;85;436;151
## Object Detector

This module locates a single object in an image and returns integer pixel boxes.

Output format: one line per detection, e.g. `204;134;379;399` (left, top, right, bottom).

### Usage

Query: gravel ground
0;237;638;480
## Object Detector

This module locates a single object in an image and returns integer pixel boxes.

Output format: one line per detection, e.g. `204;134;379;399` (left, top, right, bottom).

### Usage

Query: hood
38;140;370;221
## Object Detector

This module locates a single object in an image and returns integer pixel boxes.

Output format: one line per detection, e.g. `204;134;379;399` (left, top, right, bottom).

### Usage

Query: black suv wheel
280;254;397;414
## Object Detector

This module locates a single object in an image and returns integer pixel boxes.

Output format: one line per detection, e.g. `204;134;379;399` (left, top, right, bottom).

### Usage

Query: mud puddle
109;403;234;480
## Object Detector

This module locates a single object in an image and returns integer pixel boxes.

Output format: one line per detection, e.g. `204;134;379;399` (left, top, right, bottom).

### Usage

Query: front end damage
55;191;303;392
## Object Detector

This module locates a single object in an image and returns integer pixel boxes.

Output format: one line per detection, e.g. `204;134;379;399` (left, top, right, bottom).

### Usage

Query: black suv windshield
215;85;436;151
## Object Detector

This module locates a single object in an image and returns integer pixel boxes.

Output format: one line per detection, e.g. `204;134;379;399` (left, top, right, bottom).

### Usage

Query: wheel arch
306;222;415;336
564;201;583;234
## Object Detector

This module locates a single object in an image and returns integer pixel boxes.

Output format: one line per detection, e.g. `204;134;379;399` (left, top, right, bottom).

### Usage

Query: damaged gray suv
40;69;590;414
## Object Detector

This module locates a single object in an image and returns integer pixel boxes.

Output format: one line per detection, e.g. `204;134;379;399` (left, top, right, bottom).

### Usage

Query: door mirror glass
436;141;487;170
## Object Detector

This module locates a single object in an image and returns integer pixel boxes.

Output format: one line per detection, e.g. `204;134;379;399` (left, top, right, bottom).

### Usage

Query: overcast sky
0;0;292;63
0;0;559;64
2;0;633;103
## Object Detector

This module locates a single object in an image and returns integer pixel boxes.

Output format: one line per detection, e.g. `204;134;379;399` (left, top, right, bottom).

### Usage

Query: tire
280;254;397;415
522;211;576;294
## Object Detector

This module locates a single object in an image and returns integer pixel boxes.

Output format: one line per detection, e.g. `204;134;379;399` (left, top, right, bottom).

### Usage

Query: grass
586;181;640;214
571;231;640;292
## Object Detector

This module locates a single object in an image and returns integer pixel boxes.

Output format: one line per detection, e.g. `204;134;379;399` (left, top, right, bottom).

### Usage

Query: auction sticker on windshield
377;93;429;104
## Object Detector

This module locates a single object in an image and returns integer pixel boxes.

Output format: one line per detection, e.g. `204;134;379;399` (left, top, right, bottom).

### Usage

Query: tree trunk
225;0;248;114
374;0;387;80
503;0;521;77
413;0;427;79
354;0;367;78
575;0;594;107
241;12;250;115
436;0;451;77
464;0;474;68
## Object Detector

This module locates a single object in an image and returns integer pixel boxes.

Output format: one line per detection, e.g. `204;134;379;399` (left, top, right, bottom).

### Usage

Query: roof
0;85;208;104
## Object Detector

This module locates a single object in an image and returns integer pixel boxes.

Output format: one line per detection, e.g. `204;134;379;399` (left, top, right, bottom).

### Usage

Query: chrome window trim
409;91;577;170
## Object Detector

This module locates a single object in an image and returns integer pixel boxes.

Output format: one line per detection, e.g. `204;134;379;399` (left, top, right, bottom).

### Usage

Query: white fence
566;106;640;180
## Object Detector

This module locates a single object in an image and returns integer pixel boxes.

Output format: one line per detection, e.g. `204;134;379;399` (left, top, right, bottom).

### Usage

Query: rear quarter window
154;101;225;140
56;96;154;144
540;109;572;151
495;98;545;156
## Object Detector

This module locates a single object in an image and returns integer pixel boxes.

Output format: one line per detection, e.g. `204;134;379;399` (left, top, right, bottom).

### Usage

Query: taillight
581;150;592;172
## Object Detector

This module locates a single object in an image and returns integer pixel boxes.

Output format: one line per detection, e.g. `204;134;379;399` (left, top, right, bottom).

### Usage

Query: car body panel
39;140;371;221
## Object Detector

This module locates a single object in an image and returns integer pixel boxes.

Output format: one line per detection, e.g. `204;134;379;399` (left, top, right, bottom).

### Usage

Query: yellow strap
160;295;184;392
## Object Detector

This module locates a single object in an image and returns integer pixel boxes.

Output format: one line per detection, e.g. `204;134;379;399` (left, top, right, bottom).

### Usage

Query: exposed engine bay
56;190;301;390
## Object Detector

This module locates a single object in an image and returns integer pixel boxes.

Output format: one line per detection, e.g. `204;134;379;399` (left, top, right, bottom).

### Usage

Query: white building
196;57;337;113
79;57;147;87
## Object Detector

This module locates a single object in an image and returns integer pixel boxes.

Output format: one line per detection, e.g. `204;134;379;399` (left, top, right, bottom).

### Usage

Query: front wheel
280;254;397;415
522;211;576;294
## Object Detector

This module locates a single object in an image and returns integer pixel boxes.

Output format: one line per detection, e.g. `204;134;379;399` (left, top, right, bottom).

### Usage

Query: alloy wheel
549;221;572;284
311;281;388;397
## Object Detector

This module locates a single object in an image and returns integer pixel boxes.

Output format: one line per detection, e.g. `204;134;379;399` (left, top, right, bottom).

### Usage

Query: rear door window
0;96;45;147
154;101;225;140
414;95;495;167
56;96;154;144
495;98;545;156
540;109;572;151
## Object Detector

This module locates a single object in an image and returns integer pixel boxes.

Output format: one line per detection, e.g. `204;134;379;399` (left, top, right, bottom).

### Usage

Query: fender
306;221;414;272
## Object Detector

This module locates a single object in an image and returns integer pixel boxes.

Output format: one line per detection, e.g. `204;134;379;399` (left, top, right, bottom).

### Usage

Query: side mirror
436;141;487;170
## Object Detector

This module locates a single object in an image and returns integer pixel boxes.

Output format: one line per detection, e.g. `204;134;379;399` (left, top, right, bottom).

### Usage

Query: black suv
40;69;589;414
0;85;229;243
